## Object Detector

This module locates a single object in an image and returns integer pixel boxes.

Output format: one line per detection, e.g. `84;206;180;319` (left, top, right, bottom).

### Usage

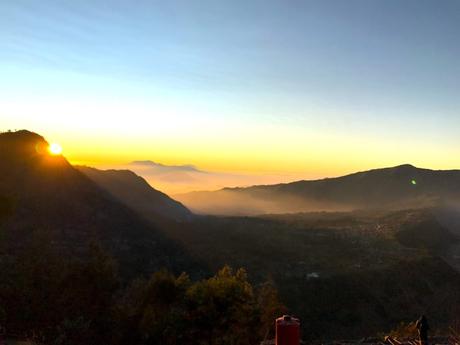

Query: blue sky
1;0;459;181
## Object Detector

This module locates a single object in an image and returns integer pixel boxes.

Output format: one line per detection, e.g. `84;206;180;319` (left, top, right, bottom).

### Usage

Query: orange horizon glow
1;123;460;196
57;132;459;176
3;124;460;194
55;133;460;194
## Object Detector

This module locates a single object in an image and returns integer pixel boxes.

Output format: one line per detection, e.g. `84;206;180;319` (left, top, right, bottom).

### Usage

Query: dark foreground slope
0;130;200;278
76;166;192;222
163;209;460;339
176;165;460;215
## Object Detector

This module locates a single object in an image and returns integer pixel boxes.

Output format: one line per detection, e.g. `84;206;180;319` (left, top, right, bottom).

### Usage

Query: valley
162;209;460;339
1;130;460;342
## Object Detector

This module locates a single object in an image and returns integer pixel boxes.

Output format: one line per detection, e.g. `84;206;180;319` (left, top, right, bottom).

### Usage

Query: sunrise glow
48;143;63;155
1;0;459;193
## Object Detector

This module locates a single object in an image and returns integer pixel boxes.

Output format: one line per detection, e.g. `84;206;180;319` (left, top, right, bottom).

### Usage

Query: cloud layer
94;160;307;195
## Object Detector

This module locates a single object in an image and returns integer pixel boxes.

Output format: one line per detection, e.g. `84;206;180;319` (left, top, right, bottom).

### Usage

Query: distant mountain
175;164;460;215
76;166;192;222
125;160;305;195
0;130;199;277
129;160;204;173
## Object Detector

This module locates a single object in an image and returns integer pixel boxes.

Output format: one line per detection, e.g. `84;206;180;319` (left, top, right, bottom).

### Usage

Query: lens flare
411;179;417;185
48;143;63;155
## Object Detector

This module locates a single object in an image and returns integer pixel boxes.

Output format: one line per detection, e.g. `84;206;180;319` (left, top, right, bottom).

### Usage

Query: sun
48;143;63;155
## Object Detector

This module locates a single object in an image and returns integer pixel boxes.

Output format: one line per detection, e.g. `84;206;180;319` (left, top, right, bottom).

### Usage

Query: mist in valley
174;188;354;216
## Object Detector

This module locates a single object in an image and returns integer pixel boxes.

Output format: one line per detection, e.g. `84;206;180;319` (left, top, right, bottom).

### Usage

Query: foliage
0;236;284;345
115;266;284;345
387;321;418;339
0;235;119;344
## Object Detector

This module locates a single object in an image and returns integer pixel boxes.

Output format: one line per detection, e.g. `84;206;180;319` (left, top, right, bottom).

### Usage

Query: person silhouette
415;315;429;345
0;324;4;345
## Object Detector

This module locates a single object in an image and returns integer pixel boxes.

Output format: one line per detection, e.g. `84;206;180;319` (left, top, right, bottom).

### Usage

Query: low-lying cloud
94;160;309;195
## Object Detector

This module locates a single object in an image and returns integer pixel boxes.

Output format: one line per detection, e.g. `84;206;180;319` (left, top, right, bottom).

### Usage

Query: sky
1;0;460;192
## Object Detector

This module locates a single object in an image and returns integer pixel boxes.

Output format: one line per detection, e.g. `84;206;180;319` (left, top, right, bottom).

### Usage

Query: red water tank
275;315;300;345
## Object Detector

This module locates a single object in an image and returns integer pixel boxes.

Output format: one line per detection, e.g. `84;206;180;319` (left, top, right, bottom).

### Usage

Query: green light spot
411;180;417;185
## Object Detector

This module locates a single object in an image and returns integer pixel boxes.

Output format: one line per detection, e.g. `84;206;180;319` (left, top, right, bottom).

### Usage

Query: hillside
0;130;200;278
76;166;192;222
175;165;460;215
164;209;460;339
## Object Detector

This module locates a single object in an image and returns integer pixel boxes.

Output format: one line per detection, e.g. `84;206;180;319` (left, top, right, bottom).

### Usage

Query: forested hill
176;164;460;215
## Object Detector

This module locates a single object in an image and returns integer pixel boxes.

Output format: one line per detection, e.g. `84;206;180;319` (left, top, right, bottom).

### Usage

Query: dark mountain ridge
76;166;192;222
0;130;200;278
176;164;460;215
